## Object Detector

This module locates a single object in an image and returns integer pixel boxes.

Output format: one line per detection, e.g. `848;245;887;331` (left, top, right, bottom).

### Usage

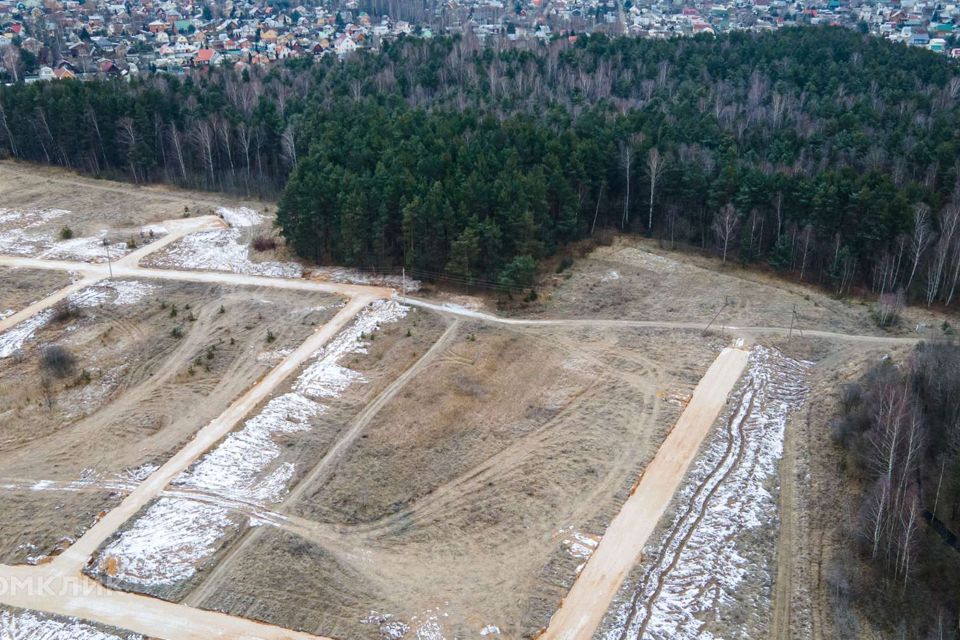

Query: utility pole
104;236;113;278
401;266;406;303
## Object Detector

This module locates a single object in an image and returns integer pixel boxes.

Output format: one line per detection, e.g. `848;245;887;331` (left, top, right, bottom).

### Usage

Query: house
334;34;357;55
53;65;76;79
194;47;219;64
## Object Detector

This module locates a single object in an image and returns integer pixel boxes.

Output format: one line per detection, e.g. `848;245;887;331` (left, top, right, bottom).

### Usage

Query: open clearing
0;267;72;318
533;237;943;339
0;276;341;566
0;166;944;640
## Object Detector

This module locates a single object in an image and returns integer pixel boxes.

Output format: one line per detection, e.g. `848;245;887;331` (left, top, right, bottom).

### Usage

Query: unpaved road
183;319;463;607
52;294;376;574
0;230;921;640
539;347;751;640
0;564;332;640
0;253;921;346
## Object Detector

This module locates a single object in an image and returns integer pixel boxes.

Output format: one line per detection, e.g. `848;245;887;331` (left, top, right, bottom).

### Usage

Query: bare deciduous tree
712;203;739;264
646;147;666;231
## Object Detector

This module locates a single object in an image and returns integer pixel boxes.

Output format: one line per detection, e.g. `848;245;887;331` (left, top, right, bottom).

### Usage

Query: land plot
0;278;342;565
191;324;717;640
85;303;447;602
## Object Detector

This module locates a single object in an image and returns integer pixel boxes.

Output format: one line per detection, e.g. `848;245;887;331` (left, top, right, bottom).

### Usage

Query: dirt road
52;294;376;574
403;299;923;345
183;319;463;607
539;347;751;640
0;253;921;345
0;228;921;640
0;564;332;640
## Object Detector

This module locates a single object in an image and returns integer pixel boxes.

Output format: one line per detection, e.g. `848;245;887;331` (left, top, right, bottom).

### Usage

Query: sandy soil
186;323;718;640
83;305;448;603
542;347;750;640
526;237;946;340
0;279;342;565
0;161;268;230
0;267;72;316
766;340;913;640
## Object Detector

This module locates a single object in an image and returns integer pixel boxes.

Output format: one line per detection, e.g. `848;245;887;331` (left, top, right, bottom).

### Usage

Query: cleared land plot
536;238;939;338
84;304;448;602
0;267;72;317
0;161;266;232
0;278;342;565
0;162;280;264
189;323;719;640
1;605;143;640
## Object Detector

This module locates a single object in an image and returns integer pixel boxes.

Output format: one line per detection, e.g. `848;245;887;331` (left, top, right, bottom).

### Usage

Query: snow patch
601;269;620;282
146;229;302;278
0;608;143;639
600;347;810;640
311;266;422;292
0;309;53;358
0;281;156;359
217;206;263;228
40;236;128;262
97;497;235;586
95;300;409;587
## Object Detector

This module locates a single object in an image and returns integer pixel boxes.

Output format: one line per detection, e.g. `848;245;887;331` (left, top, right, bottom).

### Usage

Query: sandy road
402;299;924;345
0;240;920;640
51;294;376;574
183;318;463;607
0;564;332;640
539;347;751;640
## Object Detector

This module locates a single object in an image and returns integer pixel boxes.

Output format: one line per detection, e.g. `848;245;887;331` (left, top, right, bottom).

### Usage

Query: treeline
832;343;960;637
4;27;960;296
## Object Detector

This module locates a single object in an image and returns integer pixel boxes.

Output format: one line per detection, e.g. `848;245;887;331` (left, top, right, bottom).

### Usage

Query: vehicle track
540;347;750;640
623;381;759;640
181;318;462;607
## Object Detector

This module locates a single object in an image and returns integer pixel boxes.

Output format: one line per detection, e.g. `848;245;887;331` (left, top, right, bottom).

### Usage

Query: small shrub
171;326;183;338
59;226;74;240
126;237;138;249
51;300;81;323
872;291;904;328
266;330;276;343
556;255;574;273
219;305;225;314
40;345;77;378
169;305;177;318
252;235;277;252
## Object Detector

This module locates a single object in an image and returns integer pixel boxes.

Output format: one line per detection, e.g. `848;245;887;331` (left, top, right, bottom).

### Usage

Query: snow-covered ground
145;229;302;278
217;206;262;228
363;607;458;640
600;347;810;640
0;609;143;640
0;208;136;262
310;266;422;292
94;300;409;588
0;281;158;359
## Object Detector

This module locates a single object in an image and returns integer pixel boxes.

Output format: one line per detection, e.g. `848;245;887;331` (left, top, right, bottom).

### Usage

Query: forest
2;27;960;296
833;343;960;637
